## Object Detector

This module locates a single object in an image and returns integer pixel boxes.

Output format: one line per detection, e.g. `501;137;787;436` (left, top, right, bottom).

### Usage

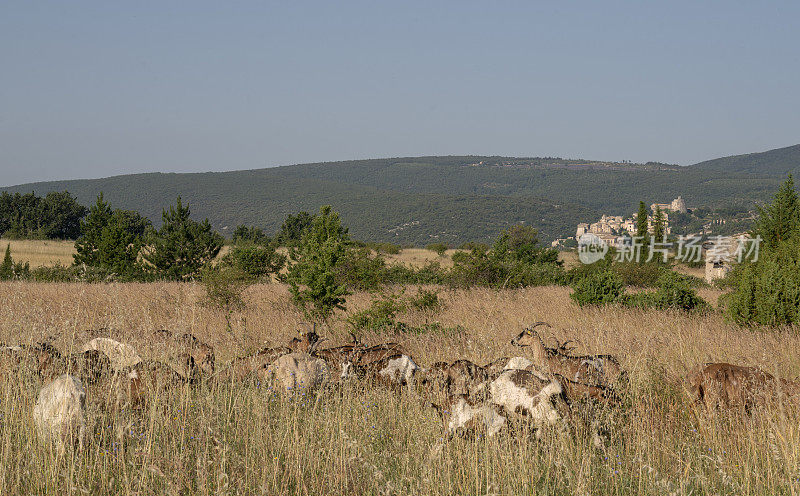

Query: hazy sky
2;1;799;186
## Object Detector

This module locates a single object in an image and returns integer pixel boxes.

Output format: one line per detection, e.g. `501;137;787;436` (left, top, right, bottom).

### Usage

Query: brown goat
686;362;800;411
177;333;216;377
418;359;489;399
151;330;215;379
215;331;320;384
65;349;113;386
217;347;290;383
114;360;186;410
511;323;624;386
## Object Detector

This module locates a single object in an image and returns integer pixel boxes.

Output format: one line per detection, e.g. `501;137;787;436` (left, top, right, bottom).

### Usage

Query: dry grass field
1;281;800;494
0;238;75;267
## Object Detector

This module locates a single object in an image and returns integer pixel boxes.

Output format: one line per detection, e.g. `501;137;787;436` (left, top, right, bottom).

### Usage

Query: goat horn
309;338;326;355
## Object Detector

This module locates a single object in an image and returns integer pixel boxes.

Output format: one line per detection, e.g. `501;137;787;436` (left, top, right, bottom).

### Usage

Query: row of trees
73;194;223;281
0;191;87;239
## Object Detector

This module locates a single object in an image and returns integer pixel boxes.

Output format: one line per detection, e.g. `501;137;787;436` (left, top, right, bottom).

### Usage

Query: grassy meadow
1;280;800;494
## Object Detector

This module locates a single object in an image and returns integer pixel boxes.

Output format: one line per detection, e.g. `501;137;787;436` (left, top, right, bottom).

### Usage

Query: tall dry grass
1;281;800;494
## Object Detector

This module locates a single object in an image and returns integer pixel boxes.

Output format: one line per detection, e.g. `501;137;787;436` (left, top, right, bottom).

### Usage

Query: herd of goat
3;321;800;450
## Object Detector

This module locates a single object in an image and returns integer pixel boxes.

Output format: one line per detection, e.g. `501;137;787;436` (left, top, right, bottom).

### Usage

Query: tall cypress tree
634;201;651;262
652;206;666;242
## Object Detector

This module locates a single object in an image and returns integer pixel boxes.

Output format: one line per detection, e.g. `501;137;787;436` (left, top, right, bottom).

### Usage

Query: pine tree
143;197;224;281
73;193;113;267
73;194;150;279
753;174;799;249
285;205;350;322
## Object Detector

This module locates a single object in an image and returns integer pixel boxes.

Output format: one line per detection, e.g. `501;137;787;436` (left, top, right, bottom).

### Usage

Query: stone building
650;196;687;214
703;236;744;283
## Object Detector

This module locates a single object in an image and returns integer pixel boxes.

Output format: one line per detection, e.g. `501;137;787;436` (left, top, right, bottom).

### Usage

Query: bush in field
201;265;250;339
426;243;449;257
449;225;564;288
347;291;406;333
492;225;559;266
143;197;224;281
383;260;447;285
407;288;441;312
570;270;625;306
449;245;503;287
367;242;401;255
276;211;316;247
504;262;568;287
458;241;489;252
613;261;666;288
564;251;614;284
29;262;106;283
0;245;10;279
646;271;709;312
222;241;285;280
335;246;388;291
0;244;29;281
285;206;350;322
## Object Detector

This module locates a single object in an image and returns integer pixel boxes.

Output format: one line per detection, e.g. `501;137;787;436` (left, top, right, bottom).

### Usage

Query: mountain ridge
3;145;798;244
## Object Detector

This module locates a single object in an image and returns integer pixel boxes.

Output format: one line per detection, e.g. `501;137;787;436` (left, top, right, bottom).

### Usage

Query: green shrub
382;261;447;285
426;243;449;257
449;243;565;288
503;262;566;288
335;247;388;291
407;289;441;312
368;242;401;255
570;270;625;306
564;252;614;284
623;291;656;309
647;271;709;312
458;242;489;252
347;292;405;332
613;262;666;288
0;244;30;281
449;247;503;287
30;263;109;283
285;206;350;321
223;242;285;280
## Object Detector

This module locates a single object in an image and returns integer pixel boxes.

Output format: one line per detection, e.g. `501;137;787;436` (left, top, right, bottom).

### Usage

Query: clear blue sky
1;1;798;186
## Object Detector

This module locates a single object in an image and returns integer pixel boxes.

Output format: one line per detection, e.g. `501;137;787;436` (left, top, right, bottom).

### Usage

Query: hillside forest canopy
4;145;799;245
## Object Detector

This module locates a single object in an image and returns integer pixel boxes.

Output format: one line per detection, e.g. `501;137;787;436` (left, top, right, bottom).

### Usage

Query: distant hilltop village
552;196;687;247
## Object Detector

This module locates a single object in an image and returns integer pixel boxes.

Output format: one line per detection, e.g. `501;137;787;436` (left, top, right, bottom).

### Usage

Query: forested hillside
3;145;797;244
691;144;800;175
